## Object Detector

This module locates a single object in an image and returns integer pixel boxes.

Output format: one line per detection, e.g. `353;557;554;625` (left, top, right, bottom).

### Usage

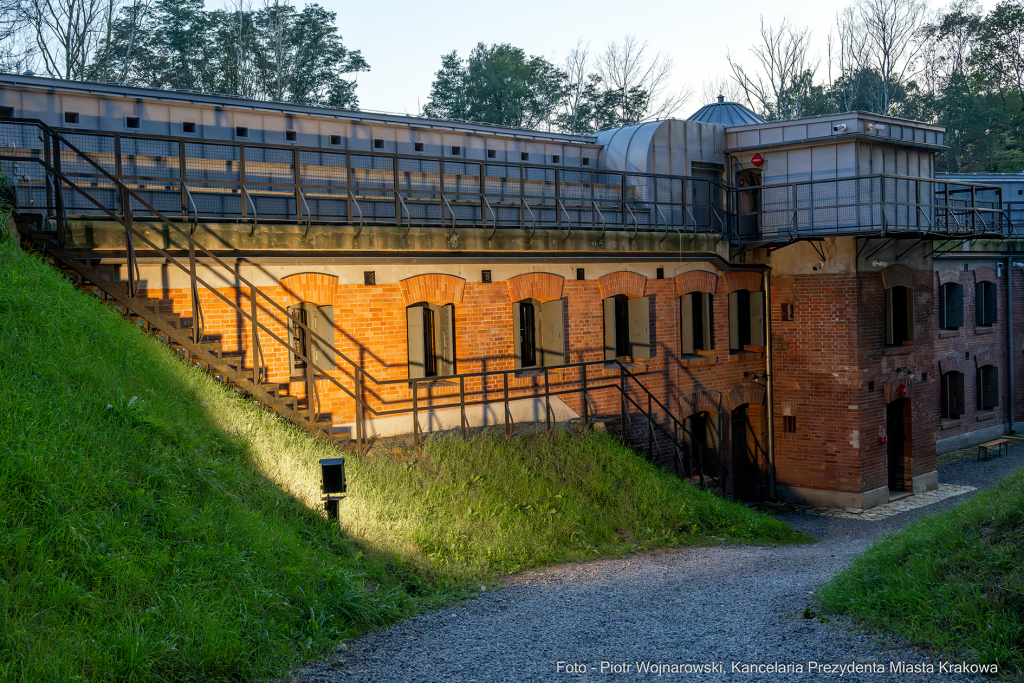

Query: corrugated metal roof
688;96;766;126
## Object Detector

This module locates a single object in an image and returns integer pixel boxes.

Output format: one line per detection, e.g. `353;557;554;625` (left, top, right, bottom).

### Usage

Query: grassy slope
0;235;803;682
818;469;1024;675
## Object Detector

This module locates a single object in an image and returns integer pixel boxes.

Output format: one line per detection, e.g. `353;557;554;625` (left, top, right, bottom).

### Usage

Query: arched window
603;294;650;362
287;302;335;376
940;370;964;419
885;285;914;345
513;298;565;369
977;364;998;411
728;288;764;352
407;302;455;378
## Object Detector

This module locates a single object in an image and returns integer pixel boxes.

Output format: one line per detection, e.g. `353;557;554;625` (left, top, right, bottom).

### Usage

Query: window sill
603;361;648;375
938;329;961;338
726;350;763;363
977;410;995;422
407;378;458;388
514;367;564;378
940;419;961;430
680;355;717;368
883;346;914;356
975;326;994;335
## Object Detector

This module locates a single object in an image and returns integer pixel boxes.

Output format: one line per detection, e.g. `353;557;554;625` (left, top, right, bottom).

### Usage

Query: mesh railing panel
185;142;240;182
121;138;180;178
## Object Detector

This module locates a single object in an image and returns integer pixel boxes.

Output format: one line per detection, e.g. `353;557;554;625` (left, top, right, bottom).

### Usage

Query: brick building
2;74;1018;509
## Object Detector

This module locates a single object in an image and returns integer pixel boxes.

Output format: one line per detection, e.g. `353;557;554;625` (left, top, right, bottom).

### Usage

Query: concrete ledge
340;396;580;439
935;422;1008;453
777;484;889;510
912;470;939;493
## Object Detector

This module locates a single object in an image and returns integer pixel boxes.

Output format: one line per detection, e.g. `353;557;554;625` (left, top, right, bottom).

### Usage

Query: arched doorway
731;402;768;503
683;411;723;490
886;398;911;492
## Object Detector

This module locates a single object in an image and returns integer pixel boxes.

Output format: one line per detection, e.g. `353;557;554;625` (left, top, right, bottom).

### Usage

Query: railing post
503;371;511;439
52;132;66;246
190;238;199;344
581;363;589;425
238;144;247;221
250;286;259;387
355;367;364;450
294;147;303;223
412;380;419;446
544;368;552;434
647;393;653;457
460;375;468;438
620;369;627;439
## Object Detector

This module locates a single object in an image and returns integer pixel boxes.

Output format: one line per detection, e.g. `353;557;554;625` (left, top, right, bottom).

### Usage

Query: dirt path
295;446;1022;682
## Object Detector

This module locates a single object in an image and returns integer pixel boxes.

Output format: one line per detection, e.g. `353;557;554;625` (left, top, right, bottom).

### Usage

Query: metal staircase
4;117;730;493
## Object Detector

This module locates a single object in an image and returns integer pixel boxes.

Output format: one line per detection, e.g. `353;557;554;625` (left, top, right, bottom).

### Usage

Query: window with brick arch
938;283;963;330
407;302;455;378
976;281;997;326
728;288;764;353
940;370;964;419
603;295;650;362
513;298;565;369
885;285;914;345
681;291;713;355
287;302;335;377
977;364;998;411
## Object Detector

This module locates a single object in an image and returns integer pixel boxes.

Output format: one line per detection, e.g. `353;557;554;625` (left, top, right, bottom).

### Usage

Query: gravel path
295;446;1024;683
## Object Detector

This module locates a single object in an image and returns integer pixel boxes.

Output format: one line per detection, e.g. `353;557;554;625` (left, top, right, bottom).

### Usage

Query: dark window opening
520;301;537;368
681;292;714;355
868;381;874;392
64;112;79;124
487;149;496;158
287;303;336;377
941;371;964;419
939;282;963;329
978;364;998;410
582;157;590;166
604;294;651;362
407;303;455;379
182;121;196;133
330;135;342;145
656;267;664;280
976;281;997;326
0;106;13;117
363;271;375;286
781;302;794;321
374;138;384;149
576;268;585;281
286;130;297;141
885;285;914;345
451;145;461;156
126;116;140;129
415;142;424;152
521;152;529;161
783;415;796;433
729;288;765;352
235;126;248;138
552;154;560;163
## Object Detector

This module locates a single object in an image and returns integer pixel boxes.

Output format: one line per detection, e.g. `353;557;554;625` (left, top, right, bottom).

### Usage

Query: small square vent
481;270;492;283
363;271;376;286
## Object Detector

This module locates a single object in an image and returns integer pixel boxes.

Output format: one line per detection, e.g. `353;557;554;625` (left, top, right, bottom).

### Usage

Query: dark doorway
684;411;721;486
736;168;762;240
731;404;766;502
886;398;911;492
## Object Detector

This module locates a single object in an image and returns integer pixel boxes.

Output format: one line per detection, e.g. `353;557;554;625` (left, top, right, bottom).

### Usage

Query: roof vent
717;95;724;103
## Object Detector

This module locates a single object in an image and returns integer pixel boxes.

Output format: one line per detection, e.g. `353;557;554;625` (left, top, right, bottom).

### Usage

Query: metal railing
731;174;1009;242
0;118;727;238
6;118;727;491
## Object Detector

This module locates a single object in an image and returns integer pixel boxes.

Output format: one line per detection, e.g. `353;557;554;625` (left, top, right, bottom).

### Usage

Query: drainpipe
1008;254;1015;434
764;266;776;500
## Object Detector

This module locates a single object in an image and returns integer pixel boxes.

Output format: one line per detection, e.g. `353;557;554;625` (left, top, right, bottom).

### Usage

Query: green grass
818;469;1024;676
0;232;803;682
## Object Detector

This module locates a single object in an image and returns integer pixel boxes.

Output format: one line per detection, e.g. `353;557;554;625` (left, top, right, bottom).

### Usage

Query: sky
304;0;1002;118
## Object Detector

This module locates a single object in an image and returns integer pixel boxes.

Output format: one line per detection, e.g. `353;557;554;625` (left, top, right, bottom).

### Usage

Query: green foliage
343;430;807;579
88;0;368;108
423;43;564;129
0;235;803;680
819;468;1024;676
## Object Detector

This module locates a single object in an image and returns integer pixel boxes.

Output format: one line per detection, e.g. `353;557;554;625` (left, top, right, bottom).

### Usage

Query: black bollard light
320;457;346;519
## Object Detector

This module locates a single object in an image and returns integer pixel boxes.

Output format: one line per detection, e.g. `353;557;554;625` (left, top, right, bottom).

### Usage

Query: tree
728;16;820;120
26;0;120;79
423;43;565;129
595;35;691;126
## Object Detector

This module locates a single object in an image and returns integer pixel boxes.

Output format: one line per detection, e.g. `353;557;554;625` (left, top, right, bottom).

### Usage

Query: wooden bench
978;438;1010;462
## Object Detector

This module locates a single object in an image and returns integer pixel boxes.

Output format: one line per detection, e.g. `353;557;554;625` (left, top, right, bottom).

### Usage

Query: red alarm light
751;154;764;167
